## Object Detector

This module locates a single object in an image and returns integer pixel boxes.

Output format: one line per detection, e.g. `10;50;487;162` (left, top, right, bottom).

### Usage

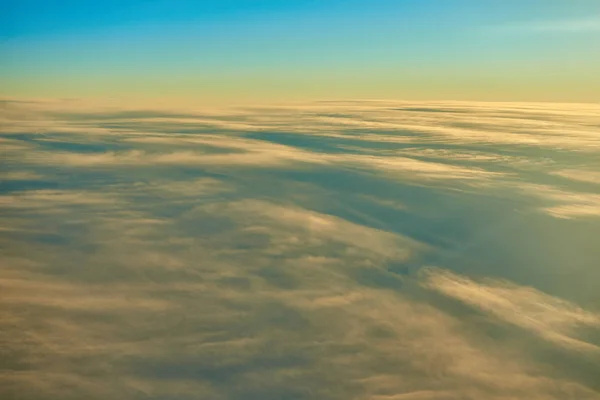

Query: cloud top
1;99;600;399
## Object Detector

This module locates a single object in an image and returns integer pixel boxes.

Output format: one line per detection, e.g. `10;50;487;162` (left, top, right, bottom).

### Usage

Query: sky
2;0;600;103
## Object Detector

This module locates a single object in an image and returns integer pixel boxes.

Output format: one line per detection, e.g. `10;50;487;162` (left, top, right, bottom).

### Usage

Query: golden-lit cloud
1;99;599;399
422;268;600;353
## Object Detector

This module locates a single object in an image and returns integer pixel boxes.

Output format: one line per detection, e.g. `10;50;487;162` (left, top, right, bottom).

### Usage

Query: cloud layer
1;99;600;399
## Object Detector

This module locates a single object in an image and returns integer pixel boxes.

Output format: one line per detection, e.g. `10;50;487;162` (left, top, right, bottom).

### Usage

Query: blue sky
2;0;600;102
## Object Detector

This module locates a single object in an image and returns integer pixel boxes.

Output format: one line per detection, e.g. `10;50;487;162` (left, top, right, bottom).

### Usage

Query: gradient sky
2;0;600;103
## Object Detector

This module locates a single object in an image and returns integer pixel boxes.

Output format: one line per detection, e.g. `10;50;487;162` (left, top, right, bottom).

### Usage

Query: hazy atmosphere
1;2;600;400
